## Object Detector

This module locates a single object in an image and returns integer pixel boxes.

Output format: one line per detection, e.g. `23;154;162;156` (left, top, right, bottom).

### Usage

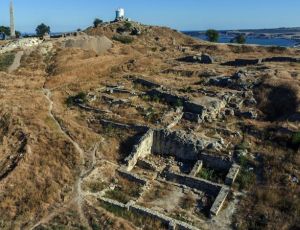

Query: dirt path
30;88;96;230
8;51;24;73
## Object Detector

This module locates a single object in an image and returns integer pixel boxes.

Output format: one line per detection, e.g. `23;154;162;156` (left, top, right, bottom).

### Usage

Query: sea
184;32;299;47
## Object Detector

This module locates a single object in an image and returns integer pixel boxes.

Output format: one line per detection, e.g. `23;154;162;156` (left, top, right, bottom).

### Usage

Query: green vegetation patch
196;166;227;183
112;35;134;44
0;53;15;71
236;155;256;190
66;92;87;107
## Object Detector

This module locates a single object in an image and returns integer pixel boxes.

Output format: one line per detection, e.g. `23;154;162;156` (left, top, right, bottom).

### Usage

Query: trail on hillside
8;51;24;73
30;87;99;229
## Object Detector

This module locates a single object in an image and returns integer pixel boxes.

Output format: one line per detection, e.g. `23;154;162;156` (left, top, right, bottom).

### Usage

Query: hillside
0;21;299;230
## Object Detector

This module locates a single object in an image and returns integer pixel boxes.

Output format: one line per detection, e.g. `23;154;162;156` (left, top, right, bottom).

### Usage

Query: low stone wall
189;160;203;176
147;89;184;106
225;164;240;186
137;159;158;171
125;129;154;171
164;170;222;196
210;186;230;216
262;56;300;63
162;69;201;78
118;168;148;185
200;153;232;171
133;77;162;88
99;197;199;230
99;119;148;132
223;58;262;66
129;204;199;230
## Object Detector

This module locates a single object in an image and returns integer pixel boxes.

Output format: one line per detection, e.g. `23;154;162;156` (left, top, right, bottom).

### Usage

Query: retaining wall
125;129;154;171
100;119;148;132
99;197;199;230
152;129;206;161
164;170;222;196
118;168;148;185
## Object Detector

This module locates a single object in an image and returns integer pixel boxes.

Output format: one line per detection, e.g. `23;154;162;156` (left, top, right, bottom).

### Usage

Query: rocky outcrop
0;38;42;54
62;35;112;54
178;53;214;64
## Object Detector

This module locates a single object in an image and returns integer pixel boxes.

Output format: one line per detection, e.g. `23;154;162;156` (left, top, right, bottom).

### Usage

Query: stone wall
147;89;225;122
225;164;240;185
152;129;206;161
99;197;199;230
189;160;203;176
125;129;154;171
200;153;232;171
210;186;230;216
133;77;162;88
262;56;300;63
118;168;148;185
164;170;222;196
99;119;148;133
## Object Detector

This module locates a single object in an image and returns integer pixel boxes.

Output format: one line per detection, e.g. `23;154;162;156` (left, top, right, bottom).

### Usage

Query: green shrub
112;35;134;44
124;22;133;31
292;132;300;145
205;29;219;42
66;92;87;107
93;18;103;28
0;53;15;71
231;34;246;44
197;168;217;181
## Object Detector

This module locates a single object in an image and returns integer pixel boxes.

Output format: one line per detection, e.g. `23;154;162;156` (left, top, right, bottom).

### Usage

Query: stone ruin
118;128;240;227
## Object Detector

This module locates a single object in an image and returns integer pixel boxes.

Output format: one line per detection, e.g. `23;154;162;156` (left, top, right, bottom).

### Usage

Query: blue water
186;33;298;47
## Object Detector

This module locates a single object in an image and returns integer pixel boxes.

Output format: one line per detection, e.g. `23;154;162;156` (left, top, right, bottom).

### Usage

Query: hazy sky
1;0;300;33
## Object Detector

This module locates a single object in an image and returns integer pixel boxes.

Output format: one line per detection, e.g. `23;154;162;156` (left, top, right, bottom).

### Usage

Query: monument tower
10;0;16;38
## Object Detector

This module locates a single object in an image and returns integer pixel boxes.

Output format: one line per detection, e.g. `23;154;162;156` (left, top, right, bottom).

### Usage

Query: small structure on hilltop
115;8;125;21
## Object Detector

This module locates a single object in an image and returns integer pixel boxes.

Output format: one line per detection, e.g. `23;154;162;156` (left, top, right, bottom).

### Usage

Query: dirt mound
62;35;112;54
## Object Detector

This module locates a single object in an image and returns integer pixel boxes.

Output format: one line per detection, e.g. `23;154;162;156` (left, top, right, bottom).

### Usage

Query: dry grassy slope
0;50;81;229
0;22;299;229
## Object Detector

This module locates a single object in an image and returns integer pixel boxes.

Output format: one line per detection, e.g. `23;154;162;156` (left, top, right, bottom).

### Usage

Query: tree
0;26;10;36
205;29;219;42
231;34;246;44
93;18;103;28
36;23;50;37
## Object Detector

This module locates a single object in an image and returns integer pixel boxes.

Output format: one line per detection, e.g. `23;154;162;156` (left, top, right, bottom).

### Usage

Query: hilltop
0;21;299;230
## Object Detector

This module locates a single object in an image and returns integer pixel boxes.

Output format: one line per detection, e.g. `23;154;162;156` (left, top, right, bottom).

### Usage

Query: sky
1;0;300;33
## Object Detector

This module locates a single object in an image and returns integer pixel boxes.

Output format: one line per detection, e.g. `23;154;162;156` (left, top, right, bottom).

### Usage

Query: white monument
10;0;16;38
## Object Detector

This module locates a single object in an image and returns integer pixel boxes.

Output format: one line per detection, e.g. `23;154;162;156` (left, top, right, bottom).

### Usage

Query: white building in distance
115;8;125;21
